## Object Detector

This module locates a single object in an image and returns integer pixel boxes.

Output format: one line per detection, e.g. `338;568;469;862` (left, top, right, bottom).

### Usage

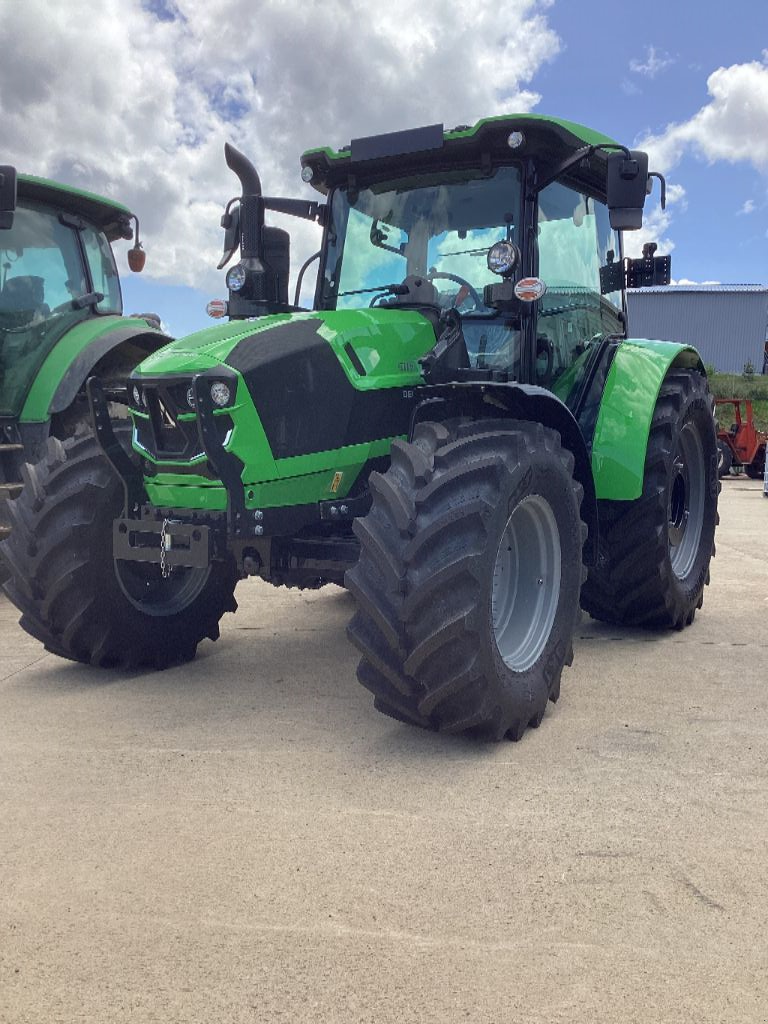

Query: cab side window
536;182;622;401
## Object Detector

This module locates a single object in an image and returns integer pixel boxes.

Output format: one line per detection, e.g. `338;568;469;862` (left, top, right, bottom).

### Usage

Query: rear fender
591;339;704;500
410;382;599;565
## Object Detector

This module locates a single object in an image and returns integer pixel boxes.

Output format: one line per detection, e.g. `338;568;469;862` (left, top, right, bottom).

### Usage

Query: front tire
346;419;586;741
581;368;718;629
0;433;238;667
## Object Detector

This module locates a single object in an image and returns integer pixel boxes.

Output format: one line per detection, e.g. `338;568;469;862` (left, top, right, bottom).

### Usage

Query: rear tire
346;419;586;741
0;432;238;667
581;368;718;629
717;440;733;477
745;454;765;480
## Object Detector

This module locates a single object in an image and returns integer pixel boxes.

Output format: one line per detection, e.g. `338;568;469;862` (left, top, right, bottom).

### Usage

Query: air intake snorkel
221;143;288;318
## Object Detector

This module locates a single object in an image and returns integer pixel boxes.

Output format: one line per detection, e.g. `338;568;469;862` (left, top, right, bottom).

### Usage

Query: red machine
715;399;767;478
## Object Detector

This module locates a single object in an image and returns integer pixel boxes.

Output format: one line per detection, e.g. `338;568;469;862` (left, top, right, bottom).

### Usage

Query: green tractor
0;117;719;741
0;165;168;545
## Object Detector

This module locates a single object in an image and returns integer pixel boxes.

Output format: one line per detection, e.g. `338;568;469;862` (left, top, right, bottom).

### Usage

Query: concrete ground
0;479;766;1024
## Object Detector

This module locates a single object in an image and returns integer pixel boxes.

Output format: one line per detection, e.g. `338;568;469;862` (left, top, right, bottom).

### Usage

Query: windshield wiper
336;283;409;298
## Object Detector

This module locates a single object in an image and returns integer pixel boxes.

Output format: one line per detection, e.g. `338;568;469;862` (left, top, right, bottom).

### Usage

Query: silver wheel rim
669;422;706;580
115;560;212;617
491;495;561;672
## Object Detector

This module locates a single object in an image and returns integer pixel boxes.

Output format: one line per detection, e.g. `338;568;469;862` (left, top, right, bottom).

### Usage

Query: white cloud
623;181;685;260
738;199;756;215
623;203;676;260
629;45;674;78
671;278;722;286
638;60;768;173
0;0;560;295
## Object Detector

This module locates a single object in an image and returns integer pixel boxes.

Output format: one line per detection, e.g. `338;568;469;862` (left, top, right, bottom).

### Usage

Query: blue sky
2;0;766;339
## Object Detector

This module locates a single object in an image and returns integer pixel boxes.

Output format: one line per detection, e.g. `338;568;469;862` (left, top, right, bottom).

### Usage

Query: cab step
0;483;23;500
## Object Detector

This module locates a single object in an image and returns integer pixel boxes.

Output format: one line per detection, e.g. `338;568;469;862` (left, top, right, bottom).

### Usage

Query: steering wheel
427;271;482;310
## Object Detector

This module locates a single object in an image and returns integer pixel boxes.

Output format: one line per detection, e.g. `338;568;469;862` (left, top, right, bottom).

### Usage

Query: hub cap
668;422;706;580
491;495;561;672
115;560;211;617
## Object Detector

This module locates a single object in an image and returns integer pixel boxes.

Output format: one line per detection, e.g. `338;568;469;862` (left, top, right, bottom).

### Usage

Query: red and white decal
514;278;547;302
206;299;229;319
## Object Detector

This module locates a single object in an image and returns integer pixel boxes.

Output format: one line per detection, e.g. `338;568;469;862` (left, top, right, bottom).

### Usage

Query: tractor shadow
6;589;691;764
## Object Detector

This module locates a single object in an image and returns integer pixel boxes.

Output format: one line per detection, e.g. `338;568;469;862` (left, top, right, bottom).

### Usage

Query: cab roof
301;113;621;199
17;174;134;242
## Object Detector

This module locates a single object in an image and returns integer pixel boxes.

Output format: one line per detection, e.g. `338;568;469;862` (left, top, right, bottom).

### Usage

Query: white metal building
626;285;768;374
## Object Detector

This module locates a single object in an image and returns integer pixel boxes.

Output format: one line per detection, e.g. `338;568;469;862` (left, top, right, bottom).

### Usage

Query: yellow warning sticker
330;471;344;493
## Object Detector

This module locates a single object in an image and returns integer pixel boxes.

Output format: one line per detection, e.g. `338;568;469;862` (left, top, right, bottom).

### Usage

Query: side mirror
0;166;17;230
264;226;290;306
606;150;649;230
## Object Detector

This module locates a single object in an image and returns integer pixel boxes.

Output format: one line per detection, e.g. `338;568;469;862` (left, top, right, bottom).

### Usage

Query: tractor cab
216;116;669;414
0;173;143;417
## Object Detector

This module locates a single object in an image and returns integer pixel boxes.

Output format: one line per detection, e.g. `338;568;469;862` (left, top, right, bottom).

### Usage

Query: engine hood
134;308;437;391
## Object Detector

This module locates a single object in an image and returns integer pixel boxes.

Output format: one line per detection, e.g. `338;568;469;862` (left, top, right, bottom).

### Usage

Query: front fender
410;381;599;565
591;338;704;501
20;317;170;422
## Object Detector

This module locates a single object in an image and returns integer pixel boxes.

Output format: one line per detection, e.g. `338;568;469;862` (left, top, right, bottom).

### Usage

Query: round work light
487;241;520;278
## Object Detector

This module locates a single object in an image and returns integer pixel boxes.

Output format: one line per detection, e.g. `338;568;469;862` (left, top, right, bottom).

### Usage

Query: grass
708;372;768;431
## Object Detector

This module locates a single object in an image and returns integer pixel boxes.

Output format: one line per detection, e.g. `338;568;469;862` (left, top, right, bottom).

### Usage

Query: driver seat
1;275;49;322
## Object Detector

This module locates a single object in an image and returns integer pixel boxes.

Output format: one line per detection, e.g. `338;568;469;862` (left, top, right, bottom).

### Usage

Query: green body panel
144;437;395;512
591;339;703;501
302;113;618;165
134;310;436;509
20;316;163;422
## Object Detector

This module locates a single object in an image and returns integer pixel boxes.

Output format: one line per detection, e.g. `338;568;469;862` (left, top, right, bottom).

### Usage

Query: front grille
133;381;232;463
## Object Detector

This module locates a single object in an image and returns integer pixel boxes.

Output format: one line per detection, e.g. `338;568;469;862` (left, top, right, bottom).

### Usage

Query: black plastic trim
87;377;145;514
410;381;599;565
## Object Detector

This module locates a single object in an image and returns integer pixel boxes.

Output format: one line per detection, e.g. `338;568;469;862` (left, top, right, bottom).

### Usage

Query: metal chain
160;518;173;579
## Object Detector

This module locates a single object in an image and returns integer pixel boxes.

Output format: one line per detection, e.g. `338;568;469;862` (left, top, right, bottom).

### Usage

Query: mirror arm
535;143;633;193
648;171;667;210
263;197;324;223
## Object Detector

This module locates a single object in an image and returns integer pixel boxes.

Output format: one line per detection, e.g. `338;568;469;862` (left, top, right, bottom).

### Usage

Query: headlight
210;381;232;407
186;386;196;409
132;384;142;407
226;263;247;292
487;240;520;278
507;131;525;150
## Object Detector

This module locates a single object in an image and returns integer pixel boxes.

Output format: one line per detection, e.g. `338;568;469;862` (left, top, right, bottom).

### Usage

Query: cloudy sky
1;0;766;336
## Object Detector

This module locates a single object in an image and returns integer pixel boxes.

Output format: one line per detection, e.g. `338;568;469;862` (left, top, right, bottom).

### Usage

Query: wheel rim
668;421;706;580
491;495;561;672
115;559;211;617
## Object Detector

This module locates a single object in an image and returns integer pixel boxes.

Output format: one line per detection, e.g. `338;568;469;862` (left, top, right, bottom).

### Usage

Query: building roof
629;284;768;294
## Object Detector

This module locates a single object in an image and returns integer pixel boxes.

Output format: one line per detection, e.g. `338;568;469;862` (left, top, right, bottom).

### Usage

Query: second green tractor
0;115;719;741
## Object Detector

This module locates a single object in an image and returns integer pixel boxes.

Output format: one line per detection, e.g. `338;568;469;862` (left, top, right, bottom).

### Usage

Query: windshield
0;201;121;415
322;165;522;316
